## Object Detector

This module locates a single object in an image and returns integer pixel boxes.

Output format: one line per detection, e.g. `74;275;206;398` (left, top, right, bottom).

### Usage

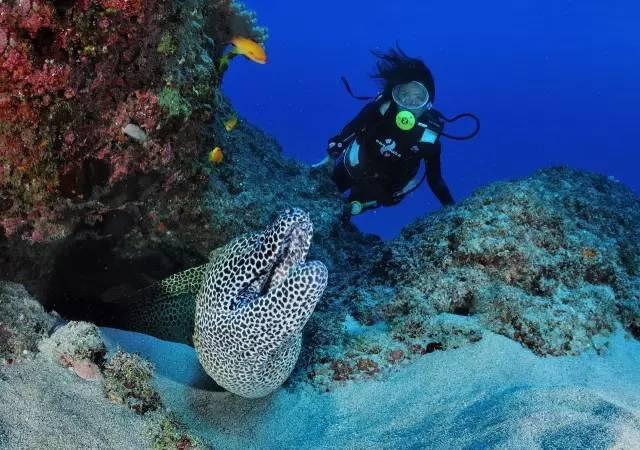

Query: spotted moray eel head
213;208;317;307
197;208;327;398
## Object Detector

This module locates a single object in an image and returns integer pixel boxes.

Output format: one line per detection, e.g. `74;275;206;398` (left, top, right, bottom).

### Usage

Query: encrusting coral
103;350;162;414
38;321;105;363
145;411;207;450
386;167;640;355
38;320;106;380
0;0;269;313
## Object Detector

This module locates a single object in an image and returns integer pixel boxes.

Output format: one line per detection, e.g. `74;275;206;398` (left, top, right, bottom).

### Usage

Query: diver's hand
311;155;331;169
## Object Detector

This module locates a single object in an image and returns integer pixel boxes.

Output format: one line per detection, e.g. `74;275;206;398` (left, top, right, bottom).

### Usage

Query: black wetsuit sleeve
332;101;379;143
424;142;455;206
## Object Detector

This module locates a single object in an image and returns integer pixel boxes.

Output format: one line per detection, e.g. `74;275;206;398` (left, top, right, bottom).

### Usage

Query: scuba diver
315;46;480;216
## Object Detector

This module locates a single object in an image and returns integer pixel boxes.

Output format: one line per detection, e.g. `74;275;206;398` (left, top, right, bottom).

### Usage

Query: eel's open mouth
247;212;313;299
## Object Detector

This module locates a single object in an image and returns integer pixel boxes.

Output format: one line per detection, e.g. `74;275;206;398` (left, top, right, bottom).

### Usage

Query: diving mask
392;81;432;130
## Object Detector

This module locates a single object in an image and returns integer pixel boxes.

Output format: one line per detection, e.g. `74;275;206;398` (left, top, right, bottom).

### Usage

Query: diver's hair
371;44;435;102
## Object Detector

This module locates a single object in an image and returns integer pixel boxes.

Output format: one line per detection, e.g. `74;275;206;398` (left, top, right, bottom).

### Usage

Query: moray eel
124;209;328;398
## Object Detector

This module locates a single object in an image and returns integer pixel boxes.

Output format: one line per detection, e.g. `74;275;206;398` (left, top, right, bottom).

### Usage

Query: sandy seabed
100;327;640;450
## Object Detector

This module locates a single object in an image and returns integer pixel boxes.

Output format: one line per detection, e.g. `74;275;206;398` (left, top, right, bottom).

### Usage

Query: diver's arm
424;143;455;206
338;101;379;138
328;101;379;156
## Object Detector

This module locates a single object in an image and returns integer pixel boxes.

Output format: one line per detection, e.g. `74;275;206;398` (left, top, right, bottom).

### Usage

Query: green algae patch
157;33;178;56
158;87;192;121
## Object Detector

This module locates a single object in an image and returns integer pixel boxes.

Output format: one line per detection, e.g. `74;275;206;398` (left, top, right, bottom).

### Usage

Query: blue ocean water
224;0;640;239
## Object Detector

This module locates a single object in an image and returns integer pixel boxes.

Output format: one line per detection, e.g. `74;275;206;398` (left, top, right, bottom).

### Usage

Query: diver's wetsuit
331;98;454;207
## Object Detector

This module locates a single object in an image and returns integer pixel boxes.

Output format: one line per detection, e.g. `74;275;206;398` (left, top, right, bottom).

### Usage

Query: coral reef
0;284;203;448
1;0;207;241
203;97;374;272
1;159;639;445
386;167;640;355
0;0;637;414
223;1;268;44
0;0;269;314
0;349;152;449
0;0;368;338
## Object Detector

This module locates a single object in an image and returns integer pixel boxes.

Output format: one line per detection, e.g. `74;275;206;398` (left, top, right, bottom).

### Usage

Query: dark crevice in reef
52;0;77;16
45;231;205;327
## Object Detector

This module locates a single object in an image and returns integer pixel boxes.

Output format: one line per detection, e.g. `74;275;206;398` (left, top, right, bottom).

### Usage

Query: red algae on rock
355;358;380;376
98;0;145;18
387;349;405;364
0;0;268;309
330;359;353;381
1;0;188;242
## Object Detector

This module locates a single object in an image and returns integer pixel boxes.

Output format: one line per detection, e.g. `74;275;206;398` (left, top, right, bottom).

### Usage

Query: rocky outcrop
0;281;55;362
302;168;640;388
387;167;640;355
0;285;204;449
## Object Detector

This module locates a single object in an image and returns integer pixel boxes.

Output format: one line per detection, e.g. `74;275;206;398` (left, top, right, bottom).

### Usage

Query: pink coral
0;0;176;237
0;217;27;237
71;359;104;381
0;0;249;309
99;0;145;19
112;90;161;136
16;0;55;37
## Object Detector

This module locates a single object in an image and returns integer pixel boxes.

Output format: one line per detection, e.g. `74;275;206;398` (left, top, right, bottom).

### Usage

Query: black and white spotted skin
194;208;328;398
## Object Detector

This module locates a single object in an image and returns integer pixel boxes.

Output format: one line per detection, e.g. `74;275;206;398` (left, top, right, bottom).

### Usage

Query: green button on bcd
395;110;416;131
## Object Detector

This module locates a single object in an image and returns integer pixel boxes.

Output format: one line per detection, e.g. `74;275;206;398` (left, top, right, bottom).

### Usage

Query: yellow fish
224;116;238;132
209;147;223;164
230;37;267;64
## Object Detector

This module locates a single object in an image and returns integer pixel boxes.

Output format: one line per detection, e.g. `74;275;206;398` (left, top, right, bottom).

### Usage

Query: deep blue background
224;1;639;239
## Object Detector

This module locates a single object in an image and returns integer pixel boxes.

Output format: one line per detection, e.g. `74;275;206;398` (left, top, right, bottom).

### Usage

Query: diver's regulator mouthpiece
392;81;432;131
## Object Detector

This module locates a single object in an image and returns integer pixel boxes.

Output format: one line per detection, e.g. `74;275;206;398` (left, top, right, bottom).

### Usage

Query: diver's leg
349;177;388;203
348;180;385;214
